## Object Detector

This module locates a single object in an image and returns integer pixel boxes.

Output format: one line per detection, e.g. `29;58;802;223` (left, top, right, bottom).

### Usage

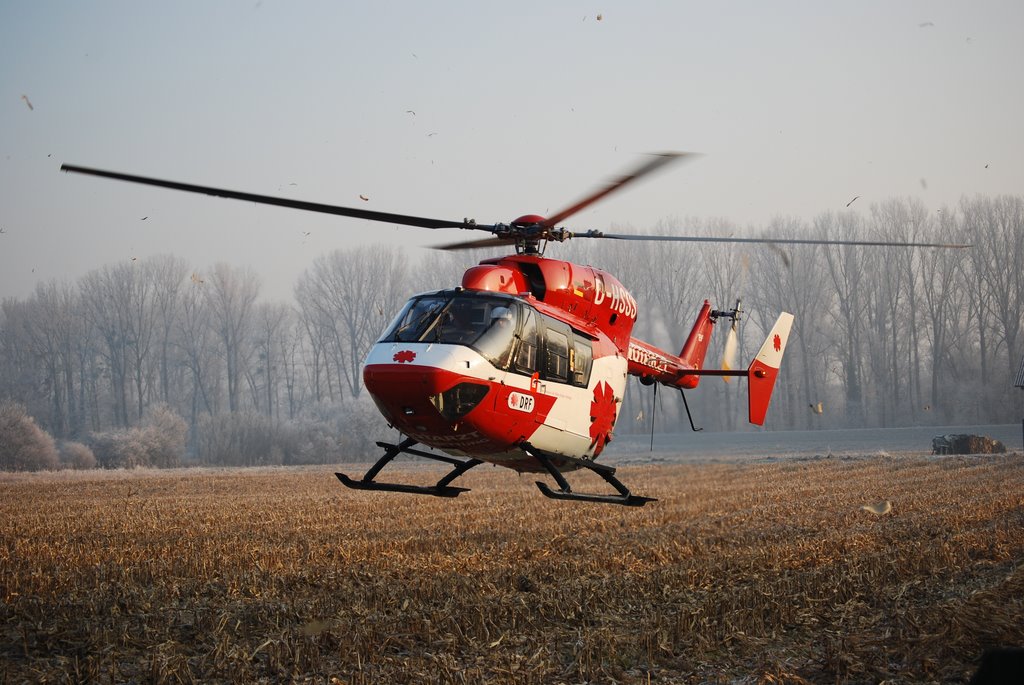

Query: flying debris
767;243;790;267
861;501;892;515
301;620;332;637
846;195;860;208
21;95;33;111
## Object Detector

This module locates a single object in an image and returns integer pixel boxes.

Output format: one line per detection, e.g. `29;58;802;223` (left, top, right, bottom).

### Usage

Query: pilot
480;306;516;369
490;306;513;328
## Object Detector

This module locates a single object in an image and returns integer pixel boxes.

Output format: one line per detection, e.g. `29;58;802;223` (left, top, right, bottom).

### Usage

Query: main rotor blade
435;236;518;251
541;152;695;229
60;164;480;231
577;232;971;249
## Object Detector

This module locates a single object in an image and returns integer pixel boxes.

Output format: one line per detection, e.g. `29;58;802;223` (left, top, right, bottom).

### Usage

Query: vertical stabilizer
677;301;715;388
748;312;794;425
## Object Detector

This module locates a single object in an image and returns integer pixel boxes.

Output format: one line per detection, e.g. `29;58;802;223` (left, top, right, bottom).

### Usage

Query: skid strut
336;437;483;498
521;443;655;507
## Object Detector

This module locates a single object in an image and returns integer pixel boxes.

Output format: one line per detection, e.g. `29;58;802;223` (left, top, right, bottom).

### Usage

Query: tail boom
626;309;794;426
626;300;718;390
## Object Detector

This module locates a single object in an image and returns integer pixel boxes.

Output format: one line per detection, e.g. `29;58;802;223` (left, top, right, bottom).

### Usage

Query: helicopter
60;153;966;506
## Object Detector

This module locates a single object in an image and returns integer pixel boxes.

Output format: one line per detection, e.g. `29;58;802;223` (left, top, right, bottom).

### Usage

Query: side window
544;325;570;383
570;334;593;388
514;309;538;374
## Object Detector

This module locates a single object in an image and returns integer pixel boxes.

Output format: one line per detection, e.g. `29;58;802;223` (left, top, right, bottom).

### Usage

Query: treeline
1;196;1021;470
618;195;1023;433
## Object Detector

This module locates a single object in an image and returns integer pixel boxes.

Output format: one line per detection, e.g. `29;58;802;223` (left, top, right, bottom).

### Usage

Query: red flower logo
773;334;781;352
589;381;617;457
393;350;416;364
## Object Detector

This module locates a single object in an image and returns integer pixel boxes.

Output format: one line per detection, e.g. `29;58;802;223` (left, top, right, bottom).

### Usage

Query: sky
2;1;1022;303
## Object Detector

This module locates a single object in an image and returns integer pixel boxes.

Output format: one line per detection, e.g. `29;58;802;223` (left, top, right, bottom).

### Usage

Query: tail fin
748;312;794;425
677;301;715;389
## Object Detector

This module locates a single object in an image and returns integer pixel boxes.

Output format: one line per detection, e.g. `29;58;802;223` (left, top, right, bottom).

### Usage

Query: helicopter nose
363;362;491;429
363;363;442;422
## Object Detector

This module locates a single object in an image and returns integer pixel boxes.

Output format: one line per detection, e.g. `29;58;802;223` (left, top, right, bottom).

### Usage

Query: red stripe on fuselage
363;363;557;457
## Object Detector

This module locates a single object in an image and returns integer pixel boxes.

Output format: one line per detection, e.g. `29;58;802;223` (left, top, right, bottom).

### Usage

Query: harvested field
2;454;1023;683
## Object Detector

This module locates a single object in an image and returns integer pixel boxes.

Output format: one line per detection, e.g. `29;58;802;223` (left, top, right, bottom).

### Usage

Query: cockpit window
473;305;518;369
379;292;520;368
381;295;449;342
514;308;538;374
379;292;592;385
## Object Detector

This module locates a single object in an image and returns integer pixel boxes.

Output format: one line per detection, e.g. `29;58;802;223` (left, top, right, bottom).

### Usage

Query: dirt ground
2;452;1023;683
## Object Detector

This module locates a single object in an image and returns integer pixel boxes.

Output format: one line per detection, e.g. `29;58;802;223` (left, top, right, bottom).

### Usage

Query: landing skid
336;437;483;499
520;443;656;507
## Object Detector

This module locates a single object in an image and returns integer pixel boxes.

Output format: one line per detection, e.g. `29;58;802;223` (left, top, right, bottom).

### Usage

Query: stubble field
2;453;1023;684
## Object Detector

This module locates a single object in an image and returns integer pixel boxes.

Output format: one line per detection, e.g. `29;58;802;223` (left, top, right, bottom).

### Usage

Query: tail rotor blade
721;323;739;384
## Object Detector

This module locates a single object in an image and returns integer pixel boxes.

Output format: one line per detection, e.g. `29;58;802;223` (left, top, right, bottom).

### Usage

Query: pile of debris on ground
932;434;1007;455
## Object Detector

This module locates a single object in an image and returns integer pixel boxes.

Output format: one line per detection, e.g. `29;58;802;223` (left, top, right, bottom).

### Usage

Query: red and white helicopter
61;154;962;506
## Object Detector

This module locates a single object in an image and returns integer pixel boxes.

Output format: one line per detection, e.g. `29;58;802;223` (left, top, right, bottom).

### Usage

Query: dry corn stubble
1;454;1023;683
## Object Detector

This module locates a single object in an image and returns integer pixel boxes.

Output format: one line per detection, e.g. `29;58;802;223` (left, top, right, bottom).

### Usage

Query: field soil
2;452;1023;683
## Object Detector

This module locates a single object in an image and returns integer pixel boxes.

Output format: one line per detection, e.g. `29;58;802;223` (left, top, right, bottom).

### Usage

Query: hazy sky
2;1;1022;302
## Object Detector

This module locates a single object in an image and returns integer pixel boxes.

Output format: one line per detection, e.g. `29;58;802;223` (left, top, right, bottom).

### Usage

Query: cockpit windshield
380;291;520;368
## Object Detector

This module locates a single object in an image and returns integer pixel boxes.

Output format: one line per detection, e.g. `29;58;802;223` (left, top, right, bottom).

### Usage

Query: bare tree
81;263;138;427
279;313;308;419
19;281;84;437
0;299;46;419
817;212;869;426
148;255;189;407
970;196;1024;418
249;302;292;417
748;218;834;429
865;199;930;425
175;272;223;454
294;294;334;402
919;212;970;421
203;264;260;413
295;247;408;399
